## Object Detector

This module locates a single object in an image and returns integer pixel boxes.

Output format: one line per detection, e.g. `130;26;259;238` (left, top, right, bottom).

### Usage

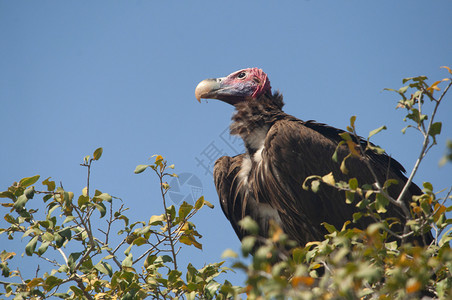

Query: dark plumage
195;68;432;247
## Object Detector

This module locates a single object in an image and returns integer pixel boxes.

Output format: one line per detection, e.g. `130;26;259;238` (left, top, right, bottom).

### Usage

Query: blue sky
1;0;451;288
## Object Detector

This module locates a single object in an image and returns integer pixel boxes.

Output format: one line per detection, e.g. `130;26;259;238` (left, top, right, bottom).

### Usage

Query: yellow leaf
346;140;360;157
427;80;442;93
440;66;452;74
305;241;321;248
412;205;421;215
155;155;163;164
271;226;284;242
292;276;315;287
27;277;44;288
180;222;189;231
149;214;165;224
221;249;238;258
433;203;446;221
406;279;421;294
82;187;88;197
322;172;336;186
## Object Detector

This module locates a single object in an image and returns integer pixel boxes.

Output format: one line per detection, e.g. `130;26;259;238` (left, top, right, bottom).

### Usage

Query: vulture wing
214;154;247;240
215;115;431;246
259;117;432;245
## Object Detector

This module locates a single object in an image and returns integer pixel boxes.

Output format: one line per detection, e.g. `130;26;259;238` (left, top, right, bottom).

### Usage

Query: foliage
1;67;451;299
0;153;240;299
225;67;452;299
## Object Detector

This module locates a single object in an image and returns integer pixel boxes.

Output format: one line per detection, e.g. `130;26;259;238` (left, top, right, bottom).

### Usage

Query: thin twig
396;83;449;206
155;162;178;271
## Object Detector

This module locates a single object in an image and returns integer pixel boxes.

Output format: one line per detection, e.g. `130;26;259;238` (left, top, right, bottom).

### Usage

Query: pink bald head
224;68;271;99
195;68;272;105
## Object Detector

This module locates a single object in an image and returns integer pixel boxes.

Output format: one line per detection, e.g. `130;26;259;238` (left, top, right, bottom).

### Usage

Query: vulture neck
230;93;284;157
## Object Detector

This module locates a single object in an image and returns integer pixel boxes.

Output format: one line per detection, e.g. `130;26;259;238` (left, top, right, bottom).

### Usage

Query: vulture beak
195;78;225;102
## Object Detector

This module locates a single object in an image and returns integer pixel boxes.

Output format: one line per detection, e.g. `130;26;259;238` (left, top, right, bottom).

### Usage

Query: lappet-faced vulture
195;68;432;247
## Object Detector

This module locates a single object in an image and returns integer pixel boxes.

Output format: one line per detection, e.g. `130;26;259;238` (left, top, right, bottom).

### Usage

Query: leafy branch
0;149;237;299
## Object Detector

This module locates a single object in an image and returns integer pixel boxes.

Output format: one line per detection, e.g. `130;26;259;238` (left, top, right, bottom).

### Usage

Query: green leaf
25;236;39;256
13;195;28;211
95;261;113;277
180;234;203;250
368;125;387;139
19;175;40;188
241;236;256;256
352;212;362;222
77;195;89;208
67;252;82;272
332;141;345;163
383;179;399;190
24;186;35;199
133;237;147;246
97;193;112;202
134;165;149;174
429;122;442;138
375;193;389;213
42;177;56;191
57;228;72;240
349;178;358;190
398;85;409;94
238;216;259;235
161;255;173;263
385;241;398;251
339;132;352;141
94;202;107;218
44;276;63;292
179;202;193;219
345;191;355;204
63;191;72;207
166;205;176;222
93;147;103;160
423;182;433;192
4;214;16;224
403;75;427;84
349;115;356;130
70;286;84;297
37;241;51;256
302;175;322;192
194;196;205;210
41;232;54;242
0;191;15;200
62;216;76;225
322;222;337;234
367;143;385;154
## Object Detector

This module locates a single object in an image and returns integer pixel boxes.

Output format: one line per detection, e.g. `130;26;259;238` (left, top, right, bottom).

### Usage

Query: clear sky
1;0;451;288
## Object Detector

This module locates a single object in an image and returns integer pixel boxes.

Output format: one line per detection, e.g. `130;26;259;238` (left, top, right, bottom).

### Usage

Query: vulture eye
237;72;246;79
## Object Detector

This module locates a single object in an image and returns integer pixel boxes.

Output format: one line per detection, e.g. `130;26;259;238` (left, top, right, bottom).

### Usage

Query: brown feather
214;92;433;247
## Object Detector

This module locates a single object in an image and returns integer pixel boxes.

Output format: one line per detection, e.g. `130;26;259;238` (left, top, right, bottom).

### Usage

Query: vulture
195;68;432;247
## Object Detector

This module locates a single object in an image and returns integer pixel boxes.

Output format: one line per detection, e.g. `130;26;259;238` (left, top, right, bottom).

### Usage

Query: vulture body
195;68;432;247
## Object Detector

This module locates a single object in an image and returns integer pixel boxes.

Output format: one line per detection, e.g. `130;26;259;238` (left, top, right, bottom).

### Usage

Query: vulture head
195;68;272;106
